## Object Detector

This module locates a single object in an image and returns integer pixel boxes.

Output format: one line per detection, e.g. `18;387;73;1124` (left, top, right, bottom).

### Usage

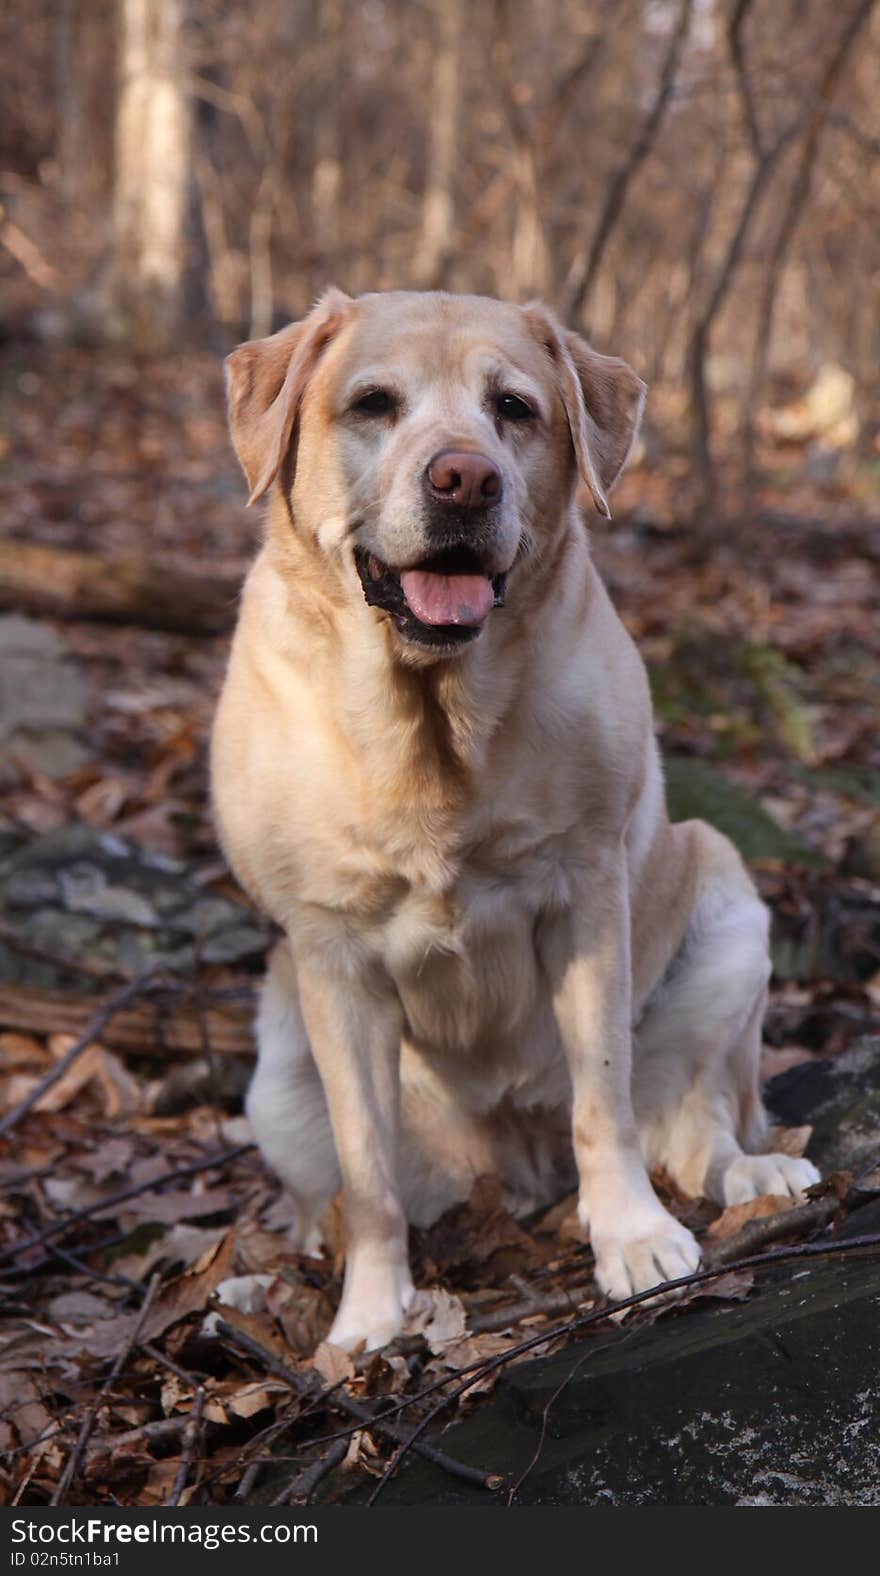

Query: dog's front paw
327;1274;417;1354
589;1207;701;1304
722;1153;820;1207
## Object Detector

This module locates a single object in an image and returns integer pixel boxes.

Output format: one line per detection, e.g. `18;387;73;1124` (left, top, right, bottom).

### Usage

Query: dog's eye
351;388;397;417
495;393;535;423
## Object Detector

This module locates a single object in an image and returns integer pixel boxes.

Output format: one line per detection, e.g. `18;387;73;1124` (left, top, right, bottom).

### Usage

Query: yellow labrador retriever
211;288;818;1351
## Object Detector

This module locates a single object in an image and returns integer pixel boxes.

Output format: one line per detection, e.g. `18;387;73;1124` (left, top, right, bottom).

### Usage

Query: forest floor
1;340;879;1507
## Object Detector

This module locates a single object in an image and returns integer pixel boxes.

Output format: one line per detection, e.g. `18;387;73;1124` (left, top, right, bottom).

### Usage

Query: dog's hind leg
246;941;341;1252
633;826;819;1206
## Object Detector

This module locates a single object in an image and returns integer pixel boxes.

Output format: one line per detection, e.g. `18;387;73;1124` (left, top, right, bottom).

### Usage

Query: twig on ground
215;1319;502;1494
0;973;162;1139
43;1238;144;1292
366;1227;880;1502
269;1439;349;1505
140;1342;204;1390
168;1385;205;1506
704;1190;841;1264
0;1143;256;1268
470;1281;595;1334
86;1416;188;1456
51;1274;160;1505
232;1409;302;1503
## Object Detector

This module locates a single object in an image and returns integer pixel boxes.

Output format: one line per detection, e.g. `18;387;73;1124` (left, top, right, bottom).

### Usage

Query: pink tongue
400;570;495;627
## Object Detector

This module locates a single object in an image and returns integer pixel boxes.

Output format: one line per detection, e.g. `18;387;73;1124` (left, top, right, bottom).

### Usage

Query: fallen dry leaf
0;1032;48;1068
767;1123;813;1158
438;1332;518;1402
760;1046;816;1081
342;1427;380;1474
403;1288;467;1353
226;1380;286;1419
689;1268;755;1302
141;1229;236;1344
706;1194;798;1241
311;1340;355;1387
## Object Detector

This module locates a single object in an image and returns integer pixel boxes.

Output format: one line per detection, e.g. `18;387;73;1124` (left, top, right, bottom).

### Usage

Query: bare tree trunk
742;0;876;476
493;0;550;299
561;0;693;325
412;0;463;289
687;1;801;512
311;0;342;274
55;1;115;209
105;0;191;350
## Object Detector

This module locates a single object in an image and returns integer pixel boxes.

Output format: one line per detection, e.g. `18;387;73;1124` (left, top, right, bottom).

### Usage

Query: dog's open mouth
355;545;507;647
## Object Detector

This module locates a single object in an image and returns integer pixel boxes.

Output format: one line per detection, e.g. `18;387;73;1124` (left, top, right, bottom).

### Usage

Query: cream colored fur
211;289;818;1351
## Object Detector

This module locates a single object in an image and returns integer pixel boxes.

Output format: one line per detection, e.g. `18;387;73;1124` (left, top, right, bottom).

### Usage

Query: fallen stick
0;540;241;636
470;1280;595;1335
0;981;255;1061
52;1274;160;1504
214;1319;502;1495
366;1226;880;1503
0;973;160;1139
86;1416;187;1457
703;1191;841;1265
0;1143;256;1268
168;1385;206;1506
270;1440;349;1505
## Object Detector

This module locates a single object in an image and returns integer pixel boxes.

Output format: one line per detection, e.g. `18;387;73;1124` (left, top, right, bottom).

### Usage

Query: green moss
663;755;820;865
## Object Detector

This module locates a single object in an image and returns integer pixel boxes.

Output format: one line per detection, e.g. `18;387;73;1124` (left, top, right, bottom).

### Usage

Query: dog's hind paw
722;1153;820;1206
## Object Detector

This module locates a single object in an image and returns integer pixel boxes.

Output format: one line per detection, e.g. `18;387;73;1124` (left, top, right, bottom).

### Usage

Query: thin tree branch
270;1439;348;1505
562;0;694;323
214;1319;502;1494
0;972;162;1140
727;0;764;157
743;0;877;472
51;1273;160;1504
168;1384;205;1506
0;1144;256;1268
366;1226;880;1502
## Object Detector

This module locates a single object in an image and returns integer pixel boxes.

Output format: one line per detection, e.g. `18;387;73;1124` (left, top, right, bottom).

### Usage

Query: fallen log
0;540;242;636
0;982;253;1058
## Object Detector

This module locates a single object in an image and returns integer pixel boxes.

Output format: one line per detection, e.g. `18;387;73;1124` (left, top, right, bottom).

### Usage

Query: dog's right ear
225;288;352;505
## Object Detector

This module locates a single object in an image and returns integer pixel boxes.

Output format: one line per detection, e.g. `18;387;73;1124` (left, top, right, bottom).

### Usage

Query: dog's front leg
295;953;413;1352
543;849;700;1302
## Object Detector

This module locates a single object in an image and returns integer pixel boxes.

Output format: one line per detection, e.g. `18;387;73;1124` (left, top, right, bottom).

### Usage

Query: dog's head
225;289;645;657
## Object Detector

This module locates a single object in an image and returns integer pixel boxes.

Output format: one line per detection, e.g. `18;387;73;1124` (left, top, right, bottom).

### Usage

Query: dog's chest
377;825;571;1057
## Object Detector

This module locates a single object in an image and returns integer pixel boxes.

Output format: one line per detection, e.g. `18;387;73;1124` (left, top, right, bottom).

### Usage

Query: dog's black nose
425;450;502;508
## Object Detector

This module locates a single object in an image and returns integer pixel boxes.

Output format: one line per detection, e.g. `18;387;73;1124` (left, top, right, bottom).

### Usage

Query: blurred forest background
2;0;880;504
1;0;880;1508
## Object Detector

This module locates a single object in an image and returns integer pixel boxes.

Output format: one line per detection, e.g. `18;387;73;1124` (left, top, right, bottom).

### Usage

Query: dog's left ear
523;303;646;518
225;287;353;505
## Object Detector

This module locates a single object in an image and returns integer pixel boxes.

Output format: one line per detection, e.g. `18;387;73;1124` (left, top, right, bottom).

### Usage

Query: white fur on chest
377;828;572;1110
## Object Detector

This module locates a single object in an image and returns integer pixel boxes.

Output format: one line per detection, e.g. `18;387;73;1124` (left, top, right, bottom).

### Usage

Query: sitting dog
211;288;818;1351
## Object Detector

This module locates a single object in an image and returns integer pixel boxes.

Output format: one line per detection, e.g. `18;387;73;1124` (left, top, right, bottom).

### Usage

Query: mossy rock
663;756;819;866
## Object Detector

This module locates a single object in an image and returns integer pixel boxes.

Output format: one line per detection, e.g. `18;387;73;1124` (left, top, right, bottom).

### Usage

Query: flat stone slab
352;1041;880;1507
0;824;268;983
0;613;89;780
367;1225;880;1506
766;1035;880;1175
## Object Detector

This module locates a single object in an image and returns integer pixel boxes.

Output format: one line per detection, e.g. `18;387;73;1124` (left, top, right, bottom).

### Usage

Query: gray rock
0;825;268;985
329;1038;880;1508
0;614;89;780
766;1034;880;1175
350;1244;880;1507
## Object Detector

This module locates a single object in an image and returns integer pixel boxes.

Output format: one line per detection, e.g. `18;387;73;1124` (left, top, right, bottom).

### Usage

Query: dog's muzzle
355;542;508;650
